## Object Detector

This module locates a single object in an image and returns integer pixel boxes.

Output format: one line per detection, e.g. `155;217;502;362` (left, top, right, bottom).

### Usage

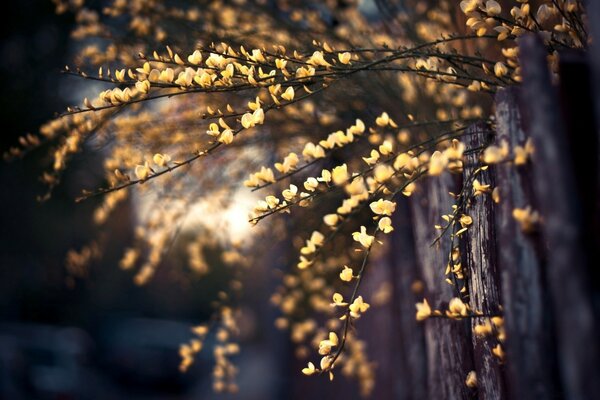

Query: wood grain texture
520;34;600;400
494;87;556;400
462;123;506;400
410;173;474;400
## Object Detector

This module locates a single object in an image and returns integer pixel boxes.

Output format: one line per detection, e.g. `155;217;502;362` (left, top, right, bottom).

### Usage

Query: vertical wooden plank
389;197;427;400
410;173;474;400
519;34;600;400
585;0;600;181
493;87;556;400
462;123;505;400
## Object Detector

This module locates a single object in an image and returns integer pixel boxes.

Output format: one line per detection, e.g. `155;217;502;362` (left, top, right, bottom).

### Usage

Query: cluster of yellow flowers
11;0;589;395
415;297;475;321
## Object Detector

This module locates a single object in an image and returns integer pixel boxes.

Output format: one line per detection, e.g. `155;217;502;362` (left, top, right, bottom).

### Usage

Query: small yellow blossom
302;362;317;376
492;344;505;360
428;151;448;176
281;86;295;101
415;299;432;321
378;216;394;233
332;292;348;306
512;206;540;233
218;129;234;144
466;371;478;388
349;296;370;318
153;153;171;167
323;213;339;226
494;62;508;77
331;164;349;185
134;163;151;180
369;199;396;216
447;297;469;318
338;52;351;64
375;112;390;127
485;0;501;16
352;226;374;248
282;184;298;201
473;179;491;196
304;177;319;192
340;265;354;282
459;214;473;228
379;140;393;155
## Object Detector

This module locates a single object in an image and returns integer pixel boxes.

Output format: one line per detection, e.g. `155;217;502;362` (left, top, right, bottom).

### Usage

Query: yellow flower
378;216;394;233
362;150;380;165
340;266;354;282
323;214;339;227
282;184;298;201
302;362;317;376
252;108;265;124
459;214;473;228
375;112;390;127
304;177;319;192
494;61;508;77
153;153;171;167
369;199;396;216
134;162;150;180
187;50;202;65
316;169;330;183
482;140;509;163
275;152;299;173
402;182;416;197
309;231;324;246
318;332;339;355
241;112;255;129
492;344;505;360
331;164;349;185
192;325;209;336
320;355;333;370
349;296;370;317
374;164;395;183
307;51;331;67
512;206;540;233
218;129;234;144
485;0;501;16
302;142;326;159
379;140;393;155
466;371;478;388
447;297;468;317
352;226;374;248
428;151;448;176
473;179;491;196
338;52;351;64
474;321;493;337
281;86;295;101
492;187;501;203
275;58;287;69
460;0;480;14
297;255;313;269
331;292;347;306
415;299;432;321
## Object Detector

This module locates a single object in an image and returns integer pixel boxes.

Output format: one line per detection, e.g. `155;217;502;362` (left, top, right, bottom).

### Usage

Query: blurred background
0;2;397;399
0;1;284;399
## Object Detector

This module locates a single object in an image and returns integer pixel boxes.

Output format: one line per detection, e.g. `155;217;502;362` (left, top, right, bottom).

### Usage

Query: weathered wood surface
494;87;556;400
410;173;474;400
519;34;600;400
389;197;426;400
462;123;505;400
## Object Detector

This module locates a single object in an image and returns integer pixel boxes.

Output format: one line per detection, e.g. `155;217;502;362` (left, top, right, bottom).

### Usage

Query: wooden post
389;197;427;400
410;173;474;400
519;34;600;400
462;122;505;400
493;87;556;400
